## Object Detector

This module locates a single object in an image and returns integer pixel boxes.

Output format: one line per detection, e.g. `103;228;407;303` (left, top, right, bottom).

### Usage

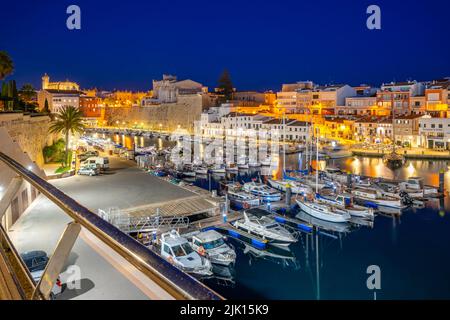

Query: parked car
77;166;99;176
20;251;63;298
21;250;48;272
77;151;99;161
82;156;109;169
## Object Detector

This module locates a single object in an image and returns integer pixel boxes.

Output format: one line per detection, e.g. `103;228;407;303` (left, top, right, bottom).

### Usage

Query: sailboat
383;106;405;168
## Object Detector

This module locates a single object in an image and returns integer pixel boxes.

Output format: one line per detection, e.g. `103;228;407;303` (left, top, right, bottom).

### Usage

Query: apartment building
418;115;450;150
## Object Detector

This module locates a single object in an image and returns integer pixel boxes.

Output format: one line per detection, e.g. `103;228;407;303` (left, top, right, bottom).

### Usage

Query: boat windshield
265;223;281;229
172;243;194;257
203;238;225;249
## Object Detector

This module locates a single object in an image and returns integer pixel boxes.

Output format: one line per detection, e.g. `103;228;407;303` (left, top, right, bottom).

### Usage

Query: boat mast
315;125;319;194
392;104;396;154
283;109;286;177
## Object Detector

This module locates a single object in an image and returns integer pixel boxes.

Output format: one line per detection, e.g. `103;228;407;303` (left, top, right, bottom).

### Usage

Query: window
163;245;171;255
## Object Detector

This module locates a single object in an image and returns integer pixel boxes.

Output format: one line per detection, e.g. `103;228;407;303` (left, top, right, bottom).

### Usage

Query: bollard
439;169;445;193
222;212;227;223
286;185;292;205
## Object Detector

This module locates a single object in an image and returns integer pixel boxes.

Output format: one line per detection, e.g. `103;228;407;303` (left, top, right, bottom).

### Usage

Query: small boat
351;187;406;209
248;161;261;167
315;193;374;219
243;182;282;202
232;210;297;247
383;152;405;169
188;230;236;266
238;163;249;170
210;164;226;174
295;197;351;223
260;157;273;166
268;179;313;195
194;166;208;175
227;190;261;209
399;177;438;197
225;163;239;172
158;230;212;277
295;211;351;233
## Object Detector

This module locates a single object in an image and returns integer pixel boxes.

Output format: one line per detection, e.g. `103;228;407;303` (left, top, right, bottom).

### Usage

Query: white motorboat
238;163;249;170
351;187;406;209
399;177;438;197
315;193;374;219
189;230;236;266
295;210;351;233
260;157;273;166
159;230;212;277
248;161;261;167
268;179;313;195
209;164;226;174
227;190;261;209
233;210;297;246
243;182;282;202
225;163;239;172
194;166;208;175
295;197;351;223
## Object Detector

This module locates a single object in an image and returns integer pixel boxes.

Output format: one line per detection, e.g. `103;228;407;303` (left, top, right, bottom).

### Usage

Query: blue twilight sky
0;0;449;92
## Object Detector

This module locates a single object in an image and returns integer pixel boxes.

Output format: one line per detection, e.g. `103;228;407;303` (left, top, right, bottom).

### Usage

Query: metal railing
0;152;223;300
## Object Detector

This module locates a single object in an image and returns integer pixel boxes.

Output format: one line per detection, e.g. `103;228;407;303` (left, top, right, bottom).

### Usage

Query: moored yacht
232;210;297;246
243;181;282;202
315;193;374;219
188;230;236;266
268;179;313;195
295;197;351;223
351;187;406;209
159;230;213;277
227;189;261;209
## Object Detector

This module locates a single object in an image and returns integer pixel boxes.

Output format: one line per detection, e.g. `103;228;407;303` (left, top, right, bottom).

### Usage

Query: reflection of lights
28;165;33;170
407;163;416;176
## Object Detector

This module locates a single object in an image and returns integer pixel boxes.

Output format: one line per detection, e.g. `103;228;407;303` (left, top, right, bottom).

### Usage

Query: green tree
49;106;85;166
19;83;35;102
0;51;14;80
43;98;50;113
217;69;234;101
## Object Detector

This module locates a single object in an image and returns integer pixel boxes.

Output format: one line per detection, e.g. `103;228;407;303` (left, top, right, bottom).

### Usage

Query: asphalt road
7;156;196;300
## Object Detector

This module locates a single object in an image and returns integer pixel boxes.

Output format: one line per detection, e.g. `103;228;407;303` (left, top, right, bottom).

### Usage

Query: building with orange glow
377;81;425;116
424;79;449;117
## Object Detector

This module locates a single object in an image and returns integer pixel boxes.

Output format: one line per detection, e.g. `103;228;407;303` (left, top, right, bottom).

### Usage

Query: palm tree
0;51;14;80
49;106;85;166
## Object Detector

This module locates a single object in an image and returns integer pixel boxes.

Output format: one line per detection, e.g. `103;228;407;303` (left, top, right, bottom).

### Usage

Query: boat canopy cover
246;208;271;218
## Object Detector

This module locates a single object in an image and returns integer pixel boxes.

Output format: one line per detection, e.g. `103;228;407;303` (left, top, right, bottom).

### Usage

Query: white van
82;157;109;169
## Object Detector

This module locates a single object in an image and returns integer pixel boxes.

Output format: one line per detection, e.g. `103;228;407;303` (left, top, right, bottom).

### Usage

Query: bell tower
42;73;49;89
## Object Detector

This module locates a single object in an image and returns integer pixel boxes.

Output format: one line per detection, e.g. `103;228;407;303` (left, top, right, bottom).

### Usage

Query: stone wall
0;113;55;167
105;94;203;133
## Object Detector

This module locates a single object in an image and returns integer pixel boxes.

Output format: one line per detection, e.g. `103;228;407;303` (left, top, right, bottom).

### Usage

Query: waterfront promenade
352;147;450;160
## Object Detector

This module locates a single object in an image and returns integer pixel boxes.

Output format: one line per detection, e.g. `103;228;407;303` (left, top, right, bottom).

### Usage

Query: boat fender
198;246;206;256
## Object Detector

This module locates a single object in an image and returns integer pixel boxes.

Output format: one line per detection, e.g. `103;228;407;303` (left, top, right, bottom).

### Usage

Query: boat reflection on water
234;239;300;270
350;216;374;228
295;210;352;234
208;264;236;288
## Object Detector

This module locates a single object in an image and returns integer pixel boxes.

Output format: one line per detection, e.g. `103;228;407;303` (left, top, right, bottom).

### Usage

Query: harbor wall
104;95;203;133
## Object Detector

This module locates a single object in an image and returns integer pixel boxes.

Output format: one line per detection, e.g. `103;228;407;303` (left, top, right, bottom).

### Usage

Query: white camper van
82;157;110;169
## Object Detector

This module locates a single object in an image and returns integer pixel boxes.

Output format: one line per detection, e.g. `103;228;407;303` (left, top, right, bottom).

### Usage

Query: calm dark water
97;133;450;299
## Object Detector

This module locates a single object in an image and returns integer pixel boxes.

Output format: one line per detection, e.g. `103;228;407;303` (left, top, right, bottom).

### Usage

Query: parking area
7;156;197;299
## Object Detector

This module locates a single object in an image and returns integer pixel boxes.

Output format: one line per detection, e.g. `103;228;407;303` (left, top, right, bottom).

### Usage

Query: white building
37;89;81;113
418;115;450;150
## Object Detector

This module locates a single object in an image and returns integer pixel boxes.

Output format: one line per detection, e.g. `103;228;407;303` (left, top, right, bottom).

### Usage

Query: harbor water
106;133;450;299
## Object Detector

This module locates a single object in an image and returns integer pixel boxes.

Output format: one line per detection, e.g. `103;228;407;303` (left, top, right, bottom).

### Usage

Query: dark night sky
1;0;449;91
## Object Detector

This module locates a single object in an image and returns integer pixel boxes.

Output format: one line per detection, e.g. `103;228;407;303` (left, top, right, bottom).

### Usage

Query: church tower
42;73;49;89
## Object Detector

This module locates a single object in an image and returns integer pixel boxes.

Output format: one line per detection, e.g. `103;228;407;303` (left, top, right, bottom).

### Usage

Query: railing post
0;177;23;222
32;221;81;300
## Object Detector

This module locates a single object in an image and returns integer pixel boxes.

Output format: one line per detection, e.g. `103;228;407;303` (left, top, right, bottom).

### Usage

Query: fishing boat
295;197;351;223
242;182;282;202
351;187;406;209
158;230;213;277
188;230;236;266
227;190;261;209
315;193;374;219
268;179;313;195
232;210;297;247
384;107;405;168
